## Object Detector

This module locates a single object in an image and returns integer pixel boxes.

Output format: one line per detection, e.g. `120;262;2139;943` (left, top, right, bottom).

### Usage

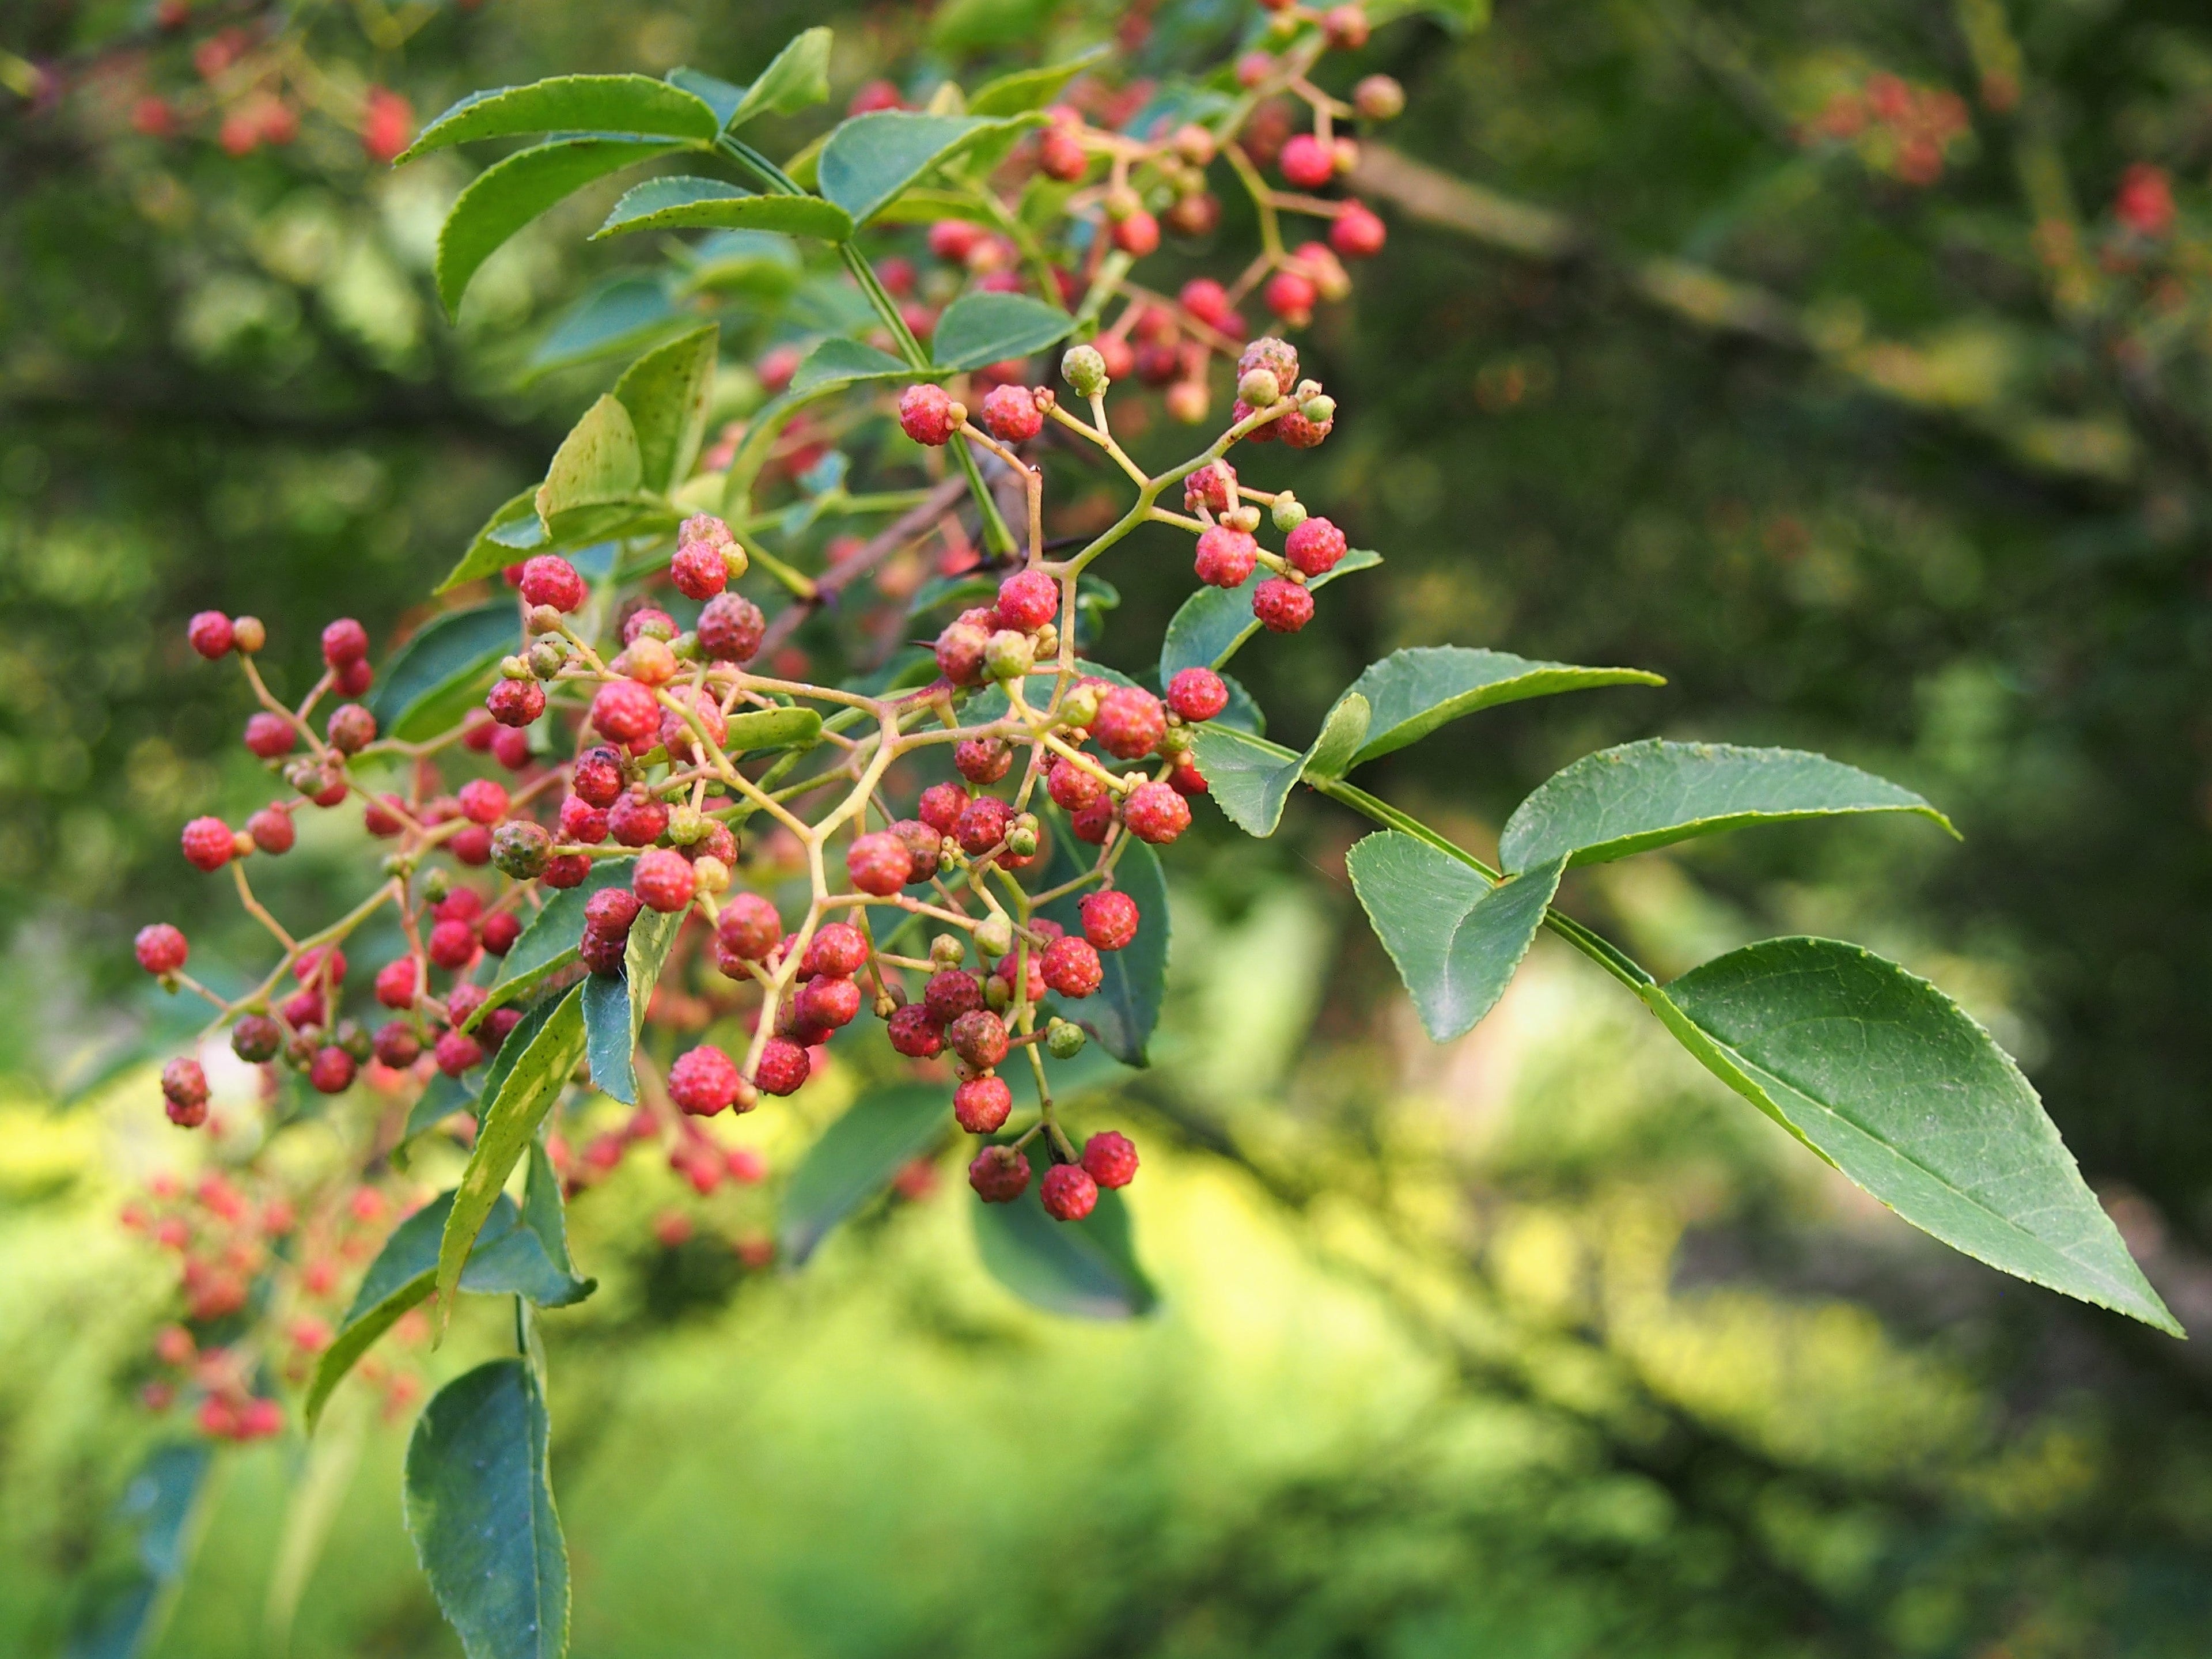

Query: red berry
1047;757;1105;812
1040;1163;1098;1221
955;795;1011;856
1279;133;1334;190
1263;270;1317;323
934;618;991;687
846;831;914;897
373;1022;421;1068
296;944;349;986
447;984;488;1028
1169;756;1209;797
995;569;1059;632
558;795;608;844
243;712;296;758
518;555;585;612
1041;935;1103;998
1079;889;1139;951
899;384;959;446
698;593;766;663
232;1014;282;1063
480;912;521;956
135;923;189;975
953;1075;1013;1134
449;824;493;866
993;946;1046;1005
669;539;729;603
162;1058;210;1127
968;1143;1032;1202
1330;200;1386;259
581;927;628;976
573;747;624;808
716;893;782;960
1252;576;1314;633
487;679;545;728
1082;1131;1139;1188
1284;516;1347;577
1112;210;1160;256
374;958;420;1008
669;1044;741;1116
1070;797;1115;844
753;1036;811;1096
798;974;861;1030
801;922;868;978
543;853;591;889
585;889;641;941
924;970;983;1025
281;987;325;1028
1183;460;1237;514
321;618;369;668
1092;685;1167;760
918;782;970;836
633;848;695;914
1166;666;1228;723
437;888;483;923
1122;781;1190;844
1193;527;1258;588
491;725;533;770
457;779;508;825
1038;124;1088;181
980;385;1044;444
928;219;981;262
945;1009;1009;1070
181;817;233;872
1180;278;1233;328
325;703;376;754
955;738;1013;785
888;819;940;883
187;611;234;658
434;1029;483;1077
428;918;478;971
361;794;404;838
591;681;660;745
888;1004;944;1058
607;786;669;848
335;658;374;697
308;1046;356;1095
850;78;904;115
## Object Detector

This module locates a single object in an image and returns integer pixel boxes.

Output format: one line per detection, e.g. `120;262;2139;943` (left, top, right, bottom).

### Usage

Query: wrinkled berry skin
1184;460;1237;514
955;796;1012;857
592;681;660;745
1079;890;1140;952
925;970;983;1025
488;679;546;728
698;593;766;662
161;1057;210;1127
918;783;969;836
846;831;914;897
1048;758;1105;812
670;538;729;603
1041;936;1104;998
889;819;941;882
1082;1131;1139;1188
802;922;869;978
946;1009;1010;1070
1284;516;1348;577
1093;685;1167;760
181;817;233;872
953;1075;1013;1134
325;703;376;753
434;1029;484;1076
669;1044;741;1115
1252;575;1315;633
1040;1163;1099;1221
797;974;862;1031
899;383;959;446
607;787;669;848
573;748;624;808
754;1036;812;1096
1166;667;1229;723
231;1013;282;1063
1193;527;1258;588
717;893;782;960
519;555;585;612
187;611;234;658
633;848;695;913
1123;781;1191;844
934;618;990;687
968;1143;1032;1203
996;569;1059;632
955;738;1012;785
136;923;189;975
888;1003;944;1058
491;820;552;880
980;384;1044;443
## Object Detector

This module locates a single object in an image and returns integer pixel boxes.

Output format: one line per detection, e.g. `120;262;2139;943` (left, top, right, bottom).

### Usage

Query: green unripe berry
525;604;565;635
667;805;709;846
1062;343;1110;399
1046;1018;1086;1059
984;975;1014;1012
499;654;533;681
976;915;1015;959
1301;393;1337;425
931;933;967;968
1158;724;1193;756
1006;813;1040;858
527;638;568;679
691;854;730;895
984;628;1035;682
671;630;702;661
1059;684;1100;728
491;820;552;880
1224;505;1262;533
1237;368;1282;407
1272;493;1308;533
421;869;452;904
1033;621;1059;660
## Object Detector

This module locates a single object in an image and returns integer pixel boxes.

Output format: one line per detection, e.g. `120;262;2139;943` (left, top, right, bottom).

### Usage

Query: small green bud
721;543;749;582
1237;368;1282;407
1062;343;1110;399
525;604;565;635
666;805;709;846
984;976;1014;1012
1224;504;1262;534
691;854;730;895
1033;620;1060;660
498;654;533;681
984;628;1035;682
336;1018;372;1063
930;933;967;969
1300;393;1337;425
1271;493;1308;533
380;853;415;880
1006;813;1040;858
1059;684;1100;729
671;630;702;661
630;612;678;643
421;868;452;904
1157;724;1193;756
527;638;567;679
975;915;1015;959
1046;1018;1087;1059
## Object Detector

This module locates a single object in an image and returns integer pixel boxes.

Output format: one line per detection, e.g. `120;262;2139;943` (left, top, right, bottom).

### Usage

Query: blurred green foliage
6;0;2212;1652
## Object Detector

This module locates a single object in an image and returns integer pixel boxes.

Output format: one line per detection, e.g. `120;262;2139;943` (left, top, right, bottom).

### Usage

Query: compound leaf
593;176;854;242
972;1183;1155;1319
1346;646;1664;764
818;112;998;225
930;291;1073;371
535;394;643;525
437;138;679;317
365;603;517;741
1158;548;1380;682
779;1083;948;1263
400;74;719;161
613;324;719;495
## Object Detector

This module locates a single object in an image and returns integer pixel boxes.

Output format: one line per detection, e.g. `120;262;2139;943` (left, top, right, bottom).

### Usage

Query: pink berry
187;611;234;658
580;927;628;976
434;1029;483;1077
543;853;591;889
670;537;729;603
754;1036;811;1096
1047;758;1105;812
428;918;478;971
558;795;609;844
953;1075;1013;1134
1079;890;1139;952
801;922;868;978
669;1044;741;1116
457;778;508;825
968;1144;1031;1203
716;893;782;961
1194;527;1259;588
979;384;1043;444
447;984;488;1028
1040;1164;1098;1221
320;618;369;668
955;738;1012;785
181;817;233;872
846;831;914;897
798;974;861;1031
136;923;189;975
373;1022;421;1068
518;555;585;612
1180;278;1233;328
1070;797;1115;844
1330;200;1386;259
491;725;533;770
899;384;959;446
591;681;660;745
162;1058;210;1127
585;888;641;940
918;782;969;835
243;712;296;759
623;607;676;646
1284;516;1347;577
1122;781;1191;844
487;679;544;728
934;616;991;686
955;795;1011;857
1112;210;1160;256
659;687;728;762
1264;270;1317;323
1041;935;1103;998
374;957;420;1009
888;1003;944;1059
607;786;669;848
1081;1131;1139;1188
698;593;766;662
325;703;376;754
1279;132;1334;190
633;849;696;913
995;569;1059;632
1166;667;1229;723
1183;460;1237;514
1092;685;1166;760
1252;575;1314;633
929;219;981;262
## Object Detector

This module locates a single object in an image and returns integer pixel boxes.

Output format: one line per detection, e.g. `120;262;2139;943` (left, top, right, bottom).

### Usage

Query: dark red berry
591;681;659;745
1166;667;1228;723
1041;935;1103;998
181;817;233;872
934;619;991;687
716;893;782;961
374;957;420;1009
187;611;234;658
373;1022;421;1068
955;738;1012;785
446;984;487;1028
1047;757;1105;812
308;1046;356;1094
487;679;545;728
1081;1130;1138;1188
754;1036;812;1096
801;922;868;978
543;853;591;888
247;805;294;855
585;888;642;938
296;944;347;985
955;796;1011;856
946;1009;1009;1070
518;555;585;612
669;1044;741;1116
325;703;376;754
457;778;509;825
135;923;188;975
1040;1163;1098;1221
491;725;533;770
1169;756;1208;797
888;819;941;882
888;1004;944;1059
968;1143;1032;1202
243;712;296;759
1070;797;1115;844
918;782;969;835
231;1013;282;1063
925;970;983;1025
607;786;669;848
559;795;609;844
581;927;628;976
995;569;1058;632
1079;890;1139;951
669;539;729;603
435;888;483;923
698;593;766;663
846;832;913;897
573;747;624;808
1092;685;1166;760
953;1075;1013;1134
1252;576;1314;633
632;848;695;913
162;1058;210;1127
320;618;369;669
1183;460;1237;515
428;918;478;971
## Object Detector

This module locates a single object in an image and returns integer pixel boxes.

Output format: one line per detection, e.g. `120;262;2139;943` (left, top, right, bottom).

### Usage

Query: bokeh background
6;0;2212;1653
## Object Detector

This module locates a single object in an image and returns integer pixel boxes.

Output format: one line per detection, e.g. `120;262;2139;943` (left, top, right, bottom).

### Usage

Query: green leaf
1346;834;1565;1043
1652;937;2178;1335
1037;827;1168;1065
402;1071;476;1143
968;46;1112;116
592;176;854;243
540;497;679;550
817;112;999;226
1345;646;1664;764
612;324;718;495
972;1182;1156;1319
726;704;824;755
726;28;834;128
1214;672;1265;736
471;993;567;1106
1300;693;1372;785
869;187;1003;229
930;291;1073;372
400;74;720;162
779;1083;948;1263
523;1142;584;1284
1498;739;1959;874
440;490;544;593
404;1360;567;1659
581;908;683;1105
66;1442;211;1659
434;986;587;1328
365;603;518;741
1157;548;1381;681
789;336;912;394
1186;699;1368;837
305;1188;590;1431
524;276;684;380
437;138;680;318
535;393;643;526
471;859;637;1028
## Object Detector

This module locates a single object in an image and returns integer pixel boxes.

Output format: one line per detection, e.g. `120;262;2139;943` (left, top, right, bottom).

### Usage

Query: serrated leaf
613;324;718;495
1345;646;1664;764
437;138;680;317
440;491;544;593
1037;826;1168;1065
726;704;824;753
1214;672;1265;736
524;276;684;380
434;986;587;1329
790;336;914;394
404;1360;567;1659
930;291;1073;372
400;74;719;162
1186;702;1366;837
1652;937;2178;1334
1300;694;1371;784
593;176;854;243
818;112;1000;226
729;28;834;128
402;1071;476;1142
972;1182;1156;1319
471;994;567;1108
365;603;518;741
1157;548;1381;681
968;46;1111;116
305;1190;591;1431
535;393;643;526
523;1141;583;1283
582;908;683;1105
779;1083;948;1264
1499;739;1958;874
470;860;637;1028
1346;834;1565;1043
